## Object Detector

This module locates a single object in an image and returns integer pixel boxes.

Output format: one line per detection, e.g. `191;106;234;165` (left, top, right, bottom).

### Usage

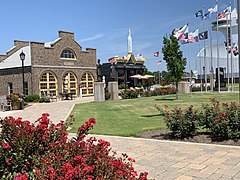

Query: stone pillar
178;81;190;93
108;82;119;100
94;82;105;102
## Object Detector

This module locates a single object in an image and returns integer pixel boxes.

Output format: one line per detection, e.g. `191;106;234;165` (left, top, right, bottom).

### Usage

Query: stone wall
0;67;32;95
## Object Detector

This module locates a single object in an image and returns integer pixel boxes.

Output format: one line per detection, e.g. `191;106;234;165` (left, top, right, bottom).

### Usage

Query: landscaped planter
12;101;24;110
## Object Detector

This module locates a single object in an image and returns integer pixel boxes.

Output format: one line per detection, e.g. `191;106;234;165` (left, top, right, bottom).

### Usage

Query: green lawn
68;92;238;137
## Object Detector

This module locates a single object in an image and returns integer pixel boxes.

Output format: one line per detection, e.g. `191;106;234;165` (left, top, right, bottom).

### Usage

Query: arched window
62;72;78;96
60;49;76;59
39;72;58;97
81;72;94;96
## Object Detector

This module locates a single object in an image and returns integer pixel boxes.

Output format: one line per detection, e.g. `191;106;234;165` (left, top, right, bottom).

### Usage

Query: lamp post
124;64;126;90
237;0;240;104
20;51;25;96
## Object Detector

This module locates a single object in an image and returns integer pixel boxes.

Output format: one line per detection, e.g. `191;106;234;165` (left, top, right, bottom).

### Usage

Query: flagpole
226;8;230;91
237;0;240;104
189;43;192;97
230;3;234;92
159;61;161;85
199;41;203;93
203;5;208;92
216;0;220;93
209;13;214;92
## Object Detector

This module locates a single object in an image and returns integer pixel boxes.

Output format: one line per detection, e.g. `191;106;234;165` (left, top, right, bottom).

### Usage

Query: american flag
154;52;159;57
156;60;161;65
108;57;115;63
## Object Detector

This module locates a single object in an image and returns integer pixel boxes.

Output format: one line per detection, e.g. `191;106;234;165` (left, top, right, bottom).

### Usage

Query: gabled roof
113;53;145;64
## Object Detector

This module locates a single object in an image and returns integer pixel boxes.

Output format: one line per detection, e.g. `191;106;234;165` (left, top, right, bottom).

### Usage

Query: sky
0;0;235;72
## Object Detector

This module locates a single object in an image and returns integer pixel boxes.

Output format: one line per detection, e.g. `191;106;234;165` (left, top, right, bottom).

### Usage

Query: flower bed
120;87;176;99
0;114;148;179
156;98;240;139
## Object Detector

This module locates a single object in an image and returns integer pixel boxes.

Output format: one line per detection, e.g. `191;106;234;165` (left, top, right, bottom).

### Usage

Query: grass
68;92;238;137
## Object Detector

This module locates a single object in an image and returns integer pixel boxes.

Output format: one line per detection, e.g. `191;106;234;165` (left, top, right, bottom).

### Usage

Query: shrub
38;97;50;103
120;89;139;99
118;83;128;89
0;114;148;179
7;93;24;102
160;105;198;138
25;94;40;102
157;98;240;139
199;98;240;139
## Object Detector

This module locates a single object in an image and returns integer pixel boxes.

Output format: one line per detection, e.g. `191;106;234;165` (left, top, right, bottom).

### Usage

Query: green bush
162;105;198;138
158;98;240;139
25;94;40;102
118;83;128;89
120;89;139;99
199;98;240;139
38;97;50;103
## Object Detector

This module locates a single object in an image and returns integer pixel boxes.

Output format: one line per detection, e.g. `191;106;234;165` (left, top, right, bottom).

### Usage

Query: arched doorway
81;72;94;96
39;71;58;97
62;72;78;96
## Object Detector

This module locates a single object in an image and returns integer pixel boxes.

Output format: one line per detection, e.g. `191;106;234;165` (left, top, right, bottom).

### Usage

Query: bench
0;95;12;111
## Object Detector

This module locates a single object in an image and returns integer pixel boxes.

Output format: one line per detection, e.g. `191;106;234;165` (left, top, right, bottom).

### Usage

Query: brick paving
1;97;240;179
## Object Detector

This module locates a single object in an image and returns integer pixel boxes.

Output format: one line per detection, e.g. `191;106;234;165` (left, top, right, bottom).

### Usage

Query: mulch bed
137;130;240;146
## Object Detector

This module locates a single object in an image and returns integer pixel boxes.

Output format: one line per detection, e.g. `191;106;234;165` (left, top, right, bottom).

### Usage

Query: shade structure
130;74;148;79
143;75;154;78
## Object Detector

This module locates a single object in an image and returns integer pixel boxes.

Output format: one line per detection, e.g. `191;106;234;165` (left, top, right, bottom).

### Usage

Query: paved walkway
1;97;240;179
0;96;94;123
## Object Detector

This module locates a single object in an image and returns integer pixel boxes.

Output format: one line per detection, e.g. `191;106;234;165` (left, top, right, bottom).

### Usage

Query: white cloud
78;34;104;42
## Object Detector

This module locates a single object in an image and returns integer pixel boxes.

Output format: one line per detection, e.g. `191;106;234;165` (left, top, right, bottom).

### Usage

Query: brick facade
0;31;97;96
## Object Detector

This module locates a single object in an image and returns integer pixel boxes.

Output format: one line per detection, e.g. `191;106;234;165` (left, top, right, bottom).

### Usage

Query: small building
0;31;97;97
101;54;146;88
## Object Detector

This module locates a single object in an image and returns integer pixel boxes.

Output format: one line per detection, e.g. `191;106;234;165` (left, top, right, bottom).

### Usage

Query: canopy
130;74;148;79
142;75;154;78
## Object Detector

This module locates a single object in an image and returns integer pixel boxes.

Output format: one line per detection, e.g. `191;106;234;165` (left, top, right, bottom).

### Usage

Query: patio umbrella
142;75;155;79
130;74;147;79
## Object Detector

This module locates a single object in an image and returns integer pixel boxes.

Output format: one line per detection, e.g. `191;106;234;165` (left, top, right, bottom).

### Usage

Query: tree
162;35;186;100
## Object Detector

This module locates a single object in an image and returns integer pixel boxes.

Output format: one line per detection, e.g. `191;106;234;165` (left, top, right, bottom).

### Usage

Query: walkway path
0;96;94;123
1;97;240;179
86;135;240;180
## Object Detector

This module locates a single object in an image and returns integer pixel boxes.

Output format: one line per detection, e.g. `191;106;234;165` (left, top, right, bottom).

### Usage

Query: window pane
61;49;76;59
40;73;47;81
88;89;93;94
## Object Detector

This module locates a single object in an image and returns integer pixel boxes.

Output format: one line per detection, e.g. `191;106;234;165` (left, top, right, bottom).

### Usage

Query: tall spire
127;28;133;54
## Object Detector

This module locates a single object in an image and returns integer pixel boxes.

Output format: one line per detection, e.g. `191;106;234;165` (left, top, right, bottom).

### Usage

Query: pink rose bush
0;114;148;179
156;98;240;139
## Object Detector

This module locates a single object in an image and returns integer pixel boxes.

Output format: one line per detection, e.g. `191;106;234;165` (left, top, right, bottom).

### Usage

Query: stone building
0;31;96;97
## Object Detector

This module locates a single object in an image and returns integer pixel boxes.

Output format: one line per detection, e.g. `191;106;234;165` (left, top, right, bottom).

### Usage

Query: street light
20;51;25;96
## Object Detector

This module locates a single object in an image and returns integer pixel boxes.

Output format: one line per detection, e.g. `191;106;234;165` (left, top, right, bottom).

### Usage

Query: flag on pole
154;52;159;57
156;60;161;65
172;23;189;40
108;57;115;63
217;6;231;19
217;12;226;19
208;4;218;14
224;6;231;14
232;44;239;56
179;25;189;44
199;31;208;40
195;9;209;20
188;28;199;43
195;10;203;18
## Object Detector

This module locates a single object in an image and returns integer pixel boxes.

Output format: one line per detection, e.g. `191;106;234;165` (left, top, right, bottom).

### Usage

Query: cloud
78;34;104;42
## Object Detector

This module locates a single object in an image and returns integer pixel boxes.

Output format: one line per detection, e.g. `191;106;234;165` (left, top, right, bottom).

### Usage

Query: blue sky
0;0;235;72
